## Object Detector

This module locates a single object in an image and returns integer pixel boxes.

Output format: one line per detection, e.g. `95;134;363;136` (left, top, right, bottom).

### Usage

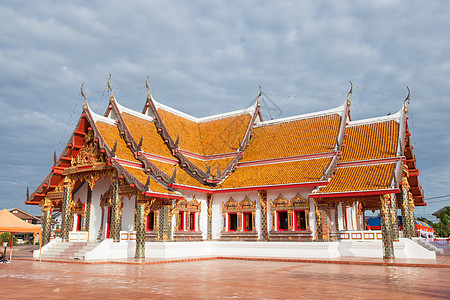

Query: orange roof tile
341;121;399;162
122;166;179;195
95;121;138;163
198;114;251;155
316;163;395;194
220;157;332;189
242;114;341;162
158;108;251;156
158;109;204;154
121;112;173;159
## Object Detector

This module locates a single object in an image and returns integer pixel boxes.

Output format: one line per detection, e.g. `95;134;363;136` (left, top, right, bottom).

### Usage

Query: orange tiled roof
220;157;332;189
95;121;138;163
198;114;251;155
158;108;251;156
122;166;179;195
242;114;341;162
158;109;204;154
315;163;396;194
341;121;399;162
121;112;173;159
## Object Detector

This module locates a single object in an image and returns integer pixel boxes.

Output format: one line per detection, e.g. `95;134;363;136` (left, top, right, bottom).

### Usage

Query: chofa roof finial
81;82;88;110
256;85;262;107
346;81;353;106
107;74;114;100
403;86;411;114
145;76;151;100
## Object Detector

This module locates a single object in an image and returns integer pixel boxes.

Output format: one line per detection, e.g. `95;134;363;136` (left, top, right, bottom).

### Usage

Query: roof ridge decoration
141;79;210;185
106;94;174;190
320;82;353;182
217;90;263;180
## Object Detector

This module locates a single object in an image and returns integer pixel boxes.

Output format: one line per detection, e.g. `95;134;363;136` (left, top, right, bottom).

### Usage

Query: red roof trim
142;152;178;164
310;188;400;198
238;152;337;167
213;181;328;193
337;157;404;168
143;191;184;200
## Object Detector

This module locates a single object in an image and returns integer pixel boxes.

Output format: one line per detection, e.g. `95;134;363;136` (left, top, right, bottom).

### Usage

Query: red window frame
146;211;154;231
228;213;237;231
277;211;288;231
106;207;112;238
243;212;253;231
189;212;196;231
76;214;82;231
178;211;185;231
293;210;307;231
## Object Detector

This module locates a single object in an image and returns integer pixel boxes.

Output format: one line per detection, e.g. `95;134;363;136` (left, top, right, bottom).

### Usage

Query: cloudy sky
1;1;449;220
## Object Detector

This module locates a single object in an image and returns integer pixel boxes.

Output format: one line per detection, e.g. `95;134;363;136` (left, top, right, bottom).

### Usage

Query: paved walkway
1;259;449;299
7;246;450;268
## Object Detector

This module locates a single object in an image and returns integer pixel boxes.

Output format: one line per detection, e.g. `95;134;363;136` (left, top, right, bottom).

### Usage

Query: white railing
339;230;383;241
69;231;89;241
120;231;136;241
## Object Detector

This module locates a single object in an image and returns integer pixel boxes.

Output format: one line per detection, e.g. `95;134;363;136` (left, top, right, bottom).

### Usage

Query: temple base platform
35;238;436;260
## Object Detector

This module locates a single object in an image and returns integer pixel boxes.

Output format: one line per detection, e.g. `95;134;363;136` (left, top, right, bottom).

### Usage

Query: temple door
106;207;112;239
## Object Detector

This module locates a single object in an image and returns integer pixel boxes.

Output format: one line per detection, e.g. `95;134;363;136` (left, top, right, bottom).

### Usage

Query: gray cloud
1;0;449;219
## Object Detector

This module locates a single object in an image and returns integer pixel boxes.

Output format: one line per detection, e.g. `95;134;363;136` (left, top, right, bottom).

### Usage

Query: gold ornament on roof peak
81;82;88;110
403;86;411;114
145;76;152;101
107;74;114;100
346;81;353;106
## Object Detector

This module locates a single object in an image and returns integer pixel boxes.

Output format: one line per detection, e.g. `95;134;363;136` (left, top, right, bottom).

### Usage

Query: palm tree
436;207;450;237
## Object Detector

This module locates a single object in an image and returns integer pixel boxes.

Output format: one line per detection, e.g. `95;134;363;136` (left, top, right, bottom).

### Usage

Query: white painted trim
347;108;402;127
153;98;257;123
255;102;346;127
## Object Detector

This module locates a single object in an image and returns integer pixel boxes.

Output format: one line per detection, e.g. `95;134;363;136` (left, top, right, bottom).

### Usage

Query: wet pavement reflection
1;259;449;299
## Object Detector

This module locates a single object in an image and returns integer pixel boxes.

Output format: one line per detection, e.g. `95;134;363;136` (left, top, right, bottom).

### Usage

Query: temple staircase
413;238;444;255
40;240;100;260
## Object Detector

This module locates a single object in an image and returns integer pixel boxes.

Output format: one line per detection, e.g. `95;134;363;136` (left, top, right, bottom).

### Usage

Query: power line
425;194;450;201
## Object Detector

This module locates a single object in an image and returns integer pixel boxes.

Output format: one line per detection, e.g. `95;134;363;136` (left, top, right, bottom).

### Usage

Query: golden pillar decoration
401;177;412;238
61;177;74;242
110;178;120;242
207;194;213;240
390;194;399;241
258;190;268;241
408;192;417;237
135;194;147;259
380;194;395;260
41;198;54;246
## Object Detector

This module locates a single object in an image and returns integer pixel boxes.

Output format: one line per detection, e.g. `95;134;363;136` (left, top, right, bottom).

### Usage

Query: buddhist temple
26;79;430;261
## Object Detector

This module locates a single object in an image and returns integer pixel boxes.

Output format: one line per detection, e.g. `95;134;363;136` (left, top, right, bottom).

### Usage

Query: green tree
435;207;450;238
0;232;18;246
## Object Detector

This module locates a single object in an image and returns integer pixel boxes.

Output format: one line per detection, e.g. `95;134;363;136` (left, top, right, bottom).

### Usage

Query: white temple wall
90;178;111;241
199;195;208;239
309;198;316;239
337;203;344;230
345;206;353;230
352;202;358;230
121;195;135;232
211;193;226;239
